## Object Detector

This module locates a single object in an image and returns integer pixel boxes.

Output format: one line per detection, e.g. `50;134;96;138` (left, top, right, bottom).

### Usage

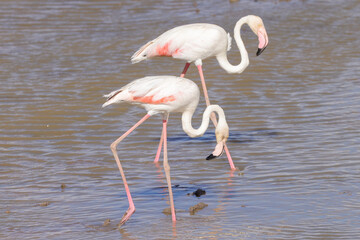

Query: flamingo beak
256;26;269;56
256;46;267;56
206;142;225;160
206;147;225;160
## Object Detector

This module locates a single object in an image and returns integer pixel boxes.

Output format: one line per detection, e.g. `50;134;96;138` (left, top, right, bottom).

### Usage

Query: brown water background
1;0;359;239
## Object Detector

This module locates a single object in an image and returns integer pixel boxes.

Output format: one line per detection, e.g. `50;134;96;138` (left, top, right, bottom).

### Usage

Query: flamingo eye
143;54;147;57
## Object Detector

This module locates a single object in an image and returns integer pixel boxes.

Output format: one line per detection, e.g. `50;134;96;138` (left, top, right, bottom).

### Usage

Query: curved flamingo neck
181;105;225;138
216;17;250;74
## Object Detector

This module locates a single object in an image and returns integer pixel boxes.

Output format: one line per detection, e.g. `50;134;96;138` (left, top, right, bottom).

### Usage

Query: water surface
1;0;359;239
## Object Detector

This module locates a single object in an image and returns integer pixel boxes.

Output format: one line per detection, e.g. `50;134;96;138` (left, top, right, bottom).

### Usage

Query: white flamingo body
103;76;229;225
131;24;230;64
131;15;268;74
103;76;199;115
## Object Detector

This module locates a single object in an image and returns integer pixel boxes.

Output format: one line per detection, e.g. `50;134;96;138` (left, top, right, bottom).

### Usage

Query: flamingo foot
118;206;135;227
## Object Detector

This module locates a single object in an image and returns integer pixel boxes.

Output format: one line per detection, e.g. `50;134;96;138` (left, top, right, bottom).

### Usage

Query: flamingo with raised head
102;76;230;225
131;15;269;167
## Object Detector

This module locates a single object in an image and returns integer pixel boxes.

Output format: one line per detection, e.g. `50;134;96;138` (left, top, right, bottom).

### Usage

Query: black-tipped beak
206;146;225;160
206;154;217;160
256;46;267;56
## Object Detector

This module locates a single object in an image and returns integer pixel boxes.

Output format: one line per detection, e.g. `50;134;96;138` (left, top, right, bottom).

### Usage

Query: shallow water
1;0;359;239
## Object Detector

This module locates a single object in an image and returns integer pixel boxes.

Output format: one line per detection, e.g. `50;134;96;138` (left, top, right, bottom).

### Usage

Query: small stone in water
189;202;208;215
39;201;50;207
103;219;111;226
192;188;206;197
162;207;172;215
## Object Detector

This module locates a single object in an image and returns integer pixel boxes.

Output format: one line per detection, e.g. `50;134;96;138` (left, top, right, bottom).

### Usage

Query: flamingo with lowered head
131;15;269;168
102;75;230;225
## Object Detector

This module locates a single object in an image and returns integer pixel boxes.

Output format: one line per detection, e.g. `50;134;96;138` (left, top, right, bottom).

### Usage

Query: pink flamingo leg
153;62;190;164
196;64;214;112
223;145;235;170
154;127;164;163
154;63;190;163
162;116;176;222
180;62;191;78
154;115;170;163
110;114;151;226
196;64;236;170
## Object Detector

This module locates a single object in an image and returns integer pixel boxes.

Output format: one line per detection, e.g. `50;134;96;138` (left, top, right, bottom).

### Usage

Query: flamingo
102;75;230;225
131;15;269;168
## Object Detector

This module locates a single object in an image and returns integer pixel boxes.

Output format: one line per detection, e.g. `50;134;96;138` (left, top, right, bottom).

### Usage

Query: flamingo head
206;116;229;160
247;15;269;56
